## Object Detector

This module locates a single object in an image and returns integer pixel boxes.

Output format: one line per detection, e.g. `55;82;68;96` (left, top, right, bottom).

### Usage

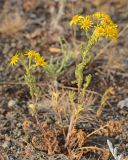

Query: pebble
2;141;11;149
11;42;16;47
16;122;22;128
117;98;128;108
8;100;17;108
7;156;16;160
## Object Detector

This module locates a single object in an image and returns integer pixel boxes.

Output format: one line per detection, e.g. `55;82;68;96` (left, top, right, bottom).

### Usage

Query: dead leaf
49;47;61;54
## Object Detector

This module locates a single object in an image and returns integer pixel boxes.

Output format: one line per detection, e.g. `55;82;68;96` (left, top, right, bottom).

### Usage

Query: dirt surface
0;0;128;160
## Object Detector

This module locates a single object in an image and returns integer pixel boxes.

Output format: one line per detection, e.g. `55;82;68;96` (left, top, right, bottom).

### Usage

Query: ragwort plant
65;12;118;148
10;50;46;124
9;12;118;159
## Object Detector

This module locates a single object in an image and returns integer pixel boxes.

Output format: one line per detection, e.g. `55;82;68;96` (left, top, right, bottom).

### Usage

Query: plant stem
65;113;75;148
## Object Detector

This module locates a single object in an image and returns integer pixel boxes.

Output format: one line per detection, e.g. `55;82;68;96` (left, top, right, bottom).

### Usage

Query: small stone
2;141;11;149
8;100;17;108
117;98;128;108
7;155;15;160
11;42;16;47
16;122;22;128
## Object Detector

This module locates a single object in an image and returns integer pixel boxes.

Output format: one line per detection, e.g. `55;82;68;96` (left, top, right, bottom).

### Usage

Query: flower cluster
93;12;118;41
10;50;46;67
70;15;93;31
93;12;111;23
70;12;118;41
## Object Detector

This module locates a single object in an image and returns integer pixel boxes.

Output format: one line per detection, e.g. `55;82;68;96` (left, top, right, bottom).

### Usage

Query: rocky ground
0;0;128;160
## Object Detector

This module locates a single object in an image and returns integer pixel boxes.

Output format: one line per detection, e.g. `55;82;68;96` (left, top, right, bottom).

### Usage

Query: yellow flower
10;54;19;65
93;12;112;25
104;23;118;41
25;50;40;59
101;16;112;25
35;56;46;67
93;12;110;20
94;26;105;37
79;16;93;30
93;22;118;41
70;15;84;26
93;12;104;19
70;12;118;42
